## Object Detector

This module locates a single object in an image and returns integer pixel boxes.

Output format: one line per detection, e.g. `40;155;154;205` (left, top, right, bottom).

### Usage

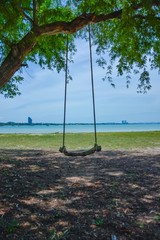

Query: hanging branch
33;0;38;27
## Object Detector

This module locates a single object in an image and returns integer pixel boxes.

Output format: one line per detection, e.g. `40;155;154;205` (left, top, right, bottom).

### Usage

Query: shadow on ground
0;148;160;240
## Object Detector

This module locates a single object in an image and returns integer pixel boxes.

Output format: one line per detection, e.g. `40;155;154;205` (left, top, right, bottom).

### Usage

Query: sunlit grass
0;131;160;150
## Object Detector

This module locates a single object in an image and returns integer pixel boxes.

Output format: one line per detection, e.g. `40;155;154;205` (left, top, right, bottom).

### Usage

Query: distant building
122;120;128;124
28;117;32;125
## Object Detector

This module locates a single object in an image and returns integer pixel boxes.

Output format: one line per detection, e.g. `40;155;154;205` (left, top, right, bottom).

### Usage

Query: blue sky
0;40;160;123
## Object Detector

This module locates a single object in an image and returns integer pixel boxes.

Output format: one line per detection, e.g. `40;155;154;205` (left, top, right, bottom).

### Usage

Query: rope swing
59;25;101;156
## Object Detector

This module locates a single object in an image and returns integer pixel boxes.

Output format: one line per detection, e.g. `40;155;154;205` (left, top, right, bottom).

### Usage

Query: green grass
0;218;19;234
93;217;105;226
0;131;160;150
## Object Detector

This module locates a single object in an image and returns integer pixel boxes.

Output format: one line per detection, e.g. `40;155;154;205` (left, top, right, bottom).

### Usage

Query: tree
0;0;159;97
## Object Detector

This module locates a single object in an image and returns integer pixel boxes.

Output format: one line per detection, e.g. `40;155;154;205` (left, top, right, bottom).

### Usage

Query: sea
0;123;160;134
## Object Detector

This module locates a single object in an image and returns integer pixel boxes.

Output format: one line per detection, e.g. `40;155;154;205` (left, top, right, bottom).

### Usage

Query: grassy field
0;131;160;150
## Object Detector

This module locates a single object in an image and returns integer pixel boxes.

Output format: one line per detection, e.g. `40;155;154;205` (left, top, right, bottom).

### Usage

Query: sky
0;40;160;124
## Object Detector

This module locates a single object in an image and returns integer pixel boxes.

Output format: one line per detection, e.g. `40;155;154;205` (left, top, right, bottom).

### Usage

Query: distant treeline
0;122;62;126
0;122;160;126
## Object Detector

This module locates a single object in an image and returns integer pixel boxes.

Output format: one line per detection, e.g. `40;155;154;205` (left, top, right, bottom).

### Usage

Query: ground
0;148;160;240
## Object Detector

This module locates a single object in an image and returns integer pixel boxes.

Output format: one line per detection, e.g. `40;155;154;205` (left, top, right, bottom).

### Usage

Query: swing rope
62;34;69;150
88;24;97;146
59;25;101;156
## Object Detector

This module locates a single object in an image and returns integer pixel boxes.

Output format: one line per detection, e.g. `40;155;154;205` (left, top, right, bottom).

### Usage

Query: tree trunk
0;32;37;88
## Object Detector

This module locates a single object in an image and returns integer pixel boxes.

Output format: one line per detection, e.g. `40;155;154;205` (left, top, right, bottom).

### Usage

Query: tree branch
37;10;123;36
133;14;160;20
16;4;33;24
36;0;160;36
33;0;38;26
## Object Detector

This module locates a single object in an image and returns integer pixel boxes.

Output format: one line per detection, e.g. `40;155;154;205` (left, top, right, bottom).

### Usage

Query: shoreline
1;122;160;125
1;122;160;134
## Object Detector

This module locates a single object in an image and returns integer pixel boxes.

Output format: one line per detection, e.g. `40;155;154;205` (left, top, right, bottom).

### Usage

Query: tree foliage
0;0;159;97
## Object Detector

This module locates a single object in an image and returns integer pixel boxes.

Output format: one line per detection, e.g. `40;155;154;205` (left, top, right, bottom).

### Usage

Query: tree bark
0;1;159;89
0;31;37;89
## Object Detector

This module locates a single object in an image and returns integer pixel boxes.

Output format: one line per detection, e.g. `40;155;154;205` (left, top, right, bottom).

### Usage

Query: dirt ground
0;148;160;240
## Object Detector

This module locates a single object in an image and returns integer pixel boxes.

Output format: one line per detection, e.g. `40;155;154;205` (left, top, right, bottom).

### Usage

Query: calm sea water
0;123;160;134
